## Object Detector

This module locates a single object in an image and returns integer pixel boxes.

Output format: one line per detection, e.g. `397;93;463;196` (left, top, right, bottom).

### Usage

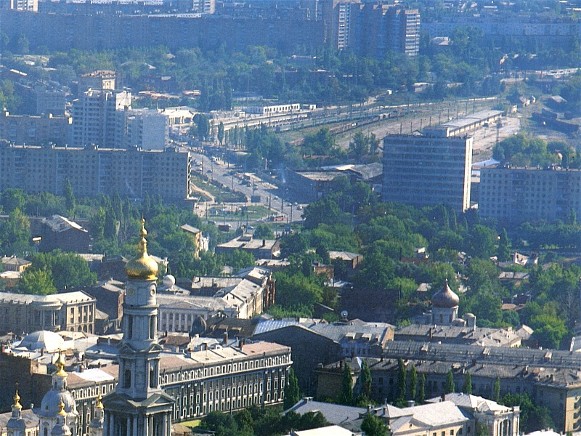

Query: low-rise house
215;234;280;259
33;215;91;253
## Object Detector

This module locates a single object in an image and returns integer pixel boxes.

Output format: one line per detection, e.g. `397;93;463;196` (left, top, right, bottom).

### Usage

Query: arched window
127;315;133;339
150;363;156;389
124;369;131;388
149;316;156;340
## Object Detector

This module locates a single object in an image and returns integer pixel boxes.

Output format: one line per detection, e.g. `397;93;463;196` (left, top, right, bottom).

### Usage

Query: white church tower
102;219;174;435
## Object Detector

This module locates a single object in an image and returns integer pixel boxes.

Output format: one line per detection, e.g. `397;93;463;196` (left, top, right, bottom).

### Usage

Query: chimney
223;331;228;345
262;239;266;247
441;393;446;402
407;400;415;407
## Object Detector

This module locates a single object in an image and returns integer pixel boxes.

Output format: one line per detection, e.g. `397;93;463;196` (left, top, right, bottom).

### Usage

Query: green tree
199;411;239;436
397;358;406;403
361;413;389;436
64;179;76;216
220;249;255;270
497;228;511;262
445;370;455;394
284;368;301;410
29;251;97;290
18;269;56;295
253;224;274;239
0;208;31;256
416;373;426;404
194;113;211;141
218;121;225;146
1;189;26;213
274;272;324;314
340;362;353;405
348;131;370;162
408;365;417;402
463;372;472;395
360;360;372;400
502;393;555;432
493;377;501;402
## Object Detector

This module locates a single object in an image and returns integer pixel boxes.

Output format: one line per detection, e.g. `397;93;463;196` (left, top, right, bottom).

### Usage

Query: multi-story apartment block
124;108;169;150
323;1;420;57
383;133;473;213
0;143;192;201
77;70;116;94
0;291;96;334
423;15;580;50
479;166;581;223
0;111;71;146
386;7;421;57
71;89;131;148
35;85;68;116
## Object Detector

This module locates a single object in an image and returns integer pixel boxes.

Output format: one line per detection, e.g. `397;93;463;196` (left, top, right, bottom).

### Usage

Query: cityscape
0;0;579;434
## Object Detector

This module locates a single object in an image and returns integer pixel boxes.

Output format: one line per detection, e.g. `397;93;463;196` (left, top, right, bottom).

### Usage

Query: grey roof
426;393;511;413
17;330;65;352
253;319;393;343
157;294;229;311
0;408;38;430
395;324;523;347
42;215;87;233
328;251;362;261
389;401;469;432
285;398;366;426
361;341;581;388
180;224;201;234
0;290;94;306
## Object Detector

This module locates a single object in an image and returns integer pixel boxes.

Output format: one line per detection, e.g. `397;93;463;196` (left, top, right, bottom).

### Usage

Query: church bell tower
102;219;174;435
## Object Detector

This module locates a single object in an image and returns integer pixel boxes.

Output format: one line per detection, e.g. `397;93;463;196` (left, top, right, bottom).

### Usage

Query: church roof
18;330;65;353
431;280;459;308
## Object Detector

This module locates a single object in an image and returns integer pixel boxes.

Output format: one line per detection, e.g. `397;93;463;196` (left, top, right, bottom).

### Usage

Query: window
124;369;131;388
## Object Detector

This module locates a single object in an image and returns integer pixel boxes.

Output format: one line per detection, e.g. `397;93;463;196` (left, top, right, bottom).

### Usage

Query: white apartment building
479;166;581;223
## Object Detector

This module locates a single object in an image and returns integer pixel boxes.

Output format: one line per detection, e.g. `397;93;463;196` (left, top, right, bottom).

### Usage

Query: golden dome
57;400;66;417
13;389;22;410
126;219;159;281
54;351;67;377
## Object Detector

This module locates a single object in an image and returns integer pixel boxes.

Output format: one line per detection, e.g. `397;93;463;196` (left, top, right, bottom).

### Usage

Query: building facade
71;89;130;149
479;166;581;223
0;143;192;202
383;133;473;212
0;111;71;146
0;291;96;334
316;342;581;432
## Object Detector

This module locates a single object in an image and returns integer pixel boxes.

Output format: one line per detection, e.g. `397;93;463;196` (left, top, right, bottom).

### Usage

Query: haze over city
0;0;579;434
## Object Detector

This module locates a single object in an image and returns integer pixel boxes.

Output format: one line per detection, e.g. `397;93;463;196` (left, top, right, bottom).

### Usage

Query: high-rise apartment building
124;109;169;150
71;89;131;148
479;166;581;223
383;133;473;213
0;143;192;202
386;7;421;57
323;0;420;57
